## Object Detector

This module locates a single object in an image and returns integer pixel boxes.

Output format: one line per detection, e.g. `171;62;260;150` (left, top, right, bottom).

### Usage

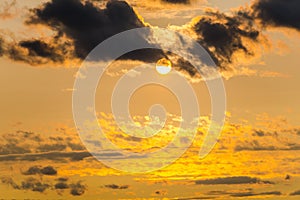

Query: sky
0;0;300;199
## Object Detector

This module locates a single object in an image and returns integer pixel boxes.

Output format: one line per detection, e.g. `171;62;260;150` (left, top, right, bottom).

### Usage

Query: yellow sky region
1;114;298;179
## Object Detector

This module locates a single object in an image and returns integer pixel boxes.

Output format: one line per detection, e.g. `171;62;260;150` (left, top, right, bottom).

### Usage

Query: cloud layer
0;0;300;76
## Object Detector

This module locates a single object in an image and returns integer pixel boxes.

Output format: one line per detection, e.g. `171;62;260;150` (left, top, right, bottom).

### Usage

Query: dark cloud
1;0;299;75
234;143;277;151
0;37;4;56
18;40;64;62
5;177;51;193
57;177;69;182
55;182;69;189
0;0;165;65
191;9;260;68
230;191;281;197
253;130;265;137
41;166;58;175
70;181;86;196
0;151;92;162
7;40;70;66
23;166;57;176
252;0;300;30
195;176;273;185
2;175;87;195
21;178;50;193
206;190;282;198
290;190;300;196
23;166;41;175
27;0;148;59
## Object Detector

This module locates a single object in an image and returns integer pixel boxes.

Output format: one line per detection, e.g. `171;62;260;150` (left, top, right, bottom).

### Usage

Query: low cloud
23;166;57;176
70;181;86;196
55;182;69;189
0;151;92;162
231;191;281;197
104;184;129;189
290;190;300;196
21;178;50;193
207;190;282;198
195;176;273;185
2;177;51;193
1;174;87;195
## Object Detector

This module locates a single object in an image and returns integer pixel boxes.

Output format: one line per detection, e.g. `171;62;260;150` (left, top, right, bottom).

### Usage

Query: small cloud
70;181;86;196
23;166;57;176
21;177;50;193
155;190;168;195
290;190;300;196
104;184;129;189
230;191;281;197
195;176;273;185
1;176;20;189
41;166;58;175
55;182;69;189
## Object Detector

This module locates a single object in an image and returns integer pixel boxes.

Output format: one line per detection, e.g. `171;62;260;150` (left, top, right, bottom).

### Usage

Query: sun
156;58;172;75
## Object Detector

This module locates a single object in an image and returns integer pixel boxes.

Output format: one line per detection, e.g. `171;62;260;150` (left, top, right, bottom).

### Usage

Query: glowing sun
156;58;172;75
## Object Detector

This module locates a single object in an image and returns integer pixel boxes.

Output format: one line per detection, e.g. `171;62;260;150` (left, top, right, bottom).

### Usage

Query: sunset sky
1;0;300;199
